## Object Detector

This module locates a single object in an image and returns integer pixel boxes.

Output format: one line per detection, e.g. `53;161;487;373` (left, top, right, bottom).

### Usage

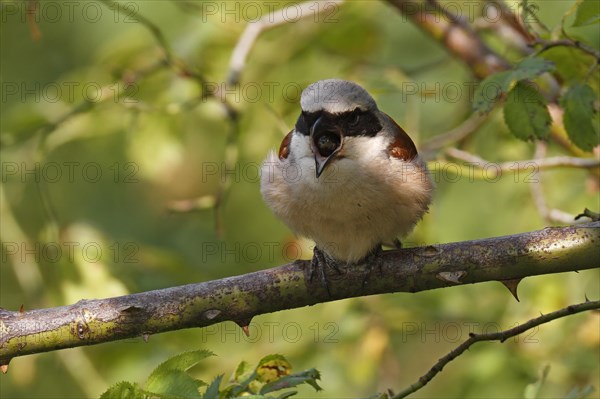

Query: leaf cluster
473;0;599;151
100;350;322;399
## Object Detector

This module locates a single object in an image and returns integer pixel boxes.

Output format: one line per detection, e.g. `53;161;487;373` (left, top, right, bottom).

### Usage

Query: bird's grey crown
300;79;378;114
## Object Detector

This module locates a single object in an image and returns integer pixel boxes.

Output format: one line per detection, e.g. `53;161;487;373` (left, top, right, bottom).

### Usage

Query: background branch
1;222;598;368
384;0;510;78
421;113;489;154
226;0;345;85
392;299;600;399
445;148;600;173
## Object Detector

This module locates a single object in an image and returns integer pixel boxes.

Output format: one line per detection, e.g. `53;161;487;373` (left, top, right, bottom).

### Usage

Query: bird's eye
316;133;341;157
349;114;361;127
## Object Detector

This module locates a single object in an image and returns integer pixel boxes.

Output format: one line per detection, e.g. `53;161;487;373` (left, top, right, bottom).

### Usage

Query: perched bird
261;79;433;288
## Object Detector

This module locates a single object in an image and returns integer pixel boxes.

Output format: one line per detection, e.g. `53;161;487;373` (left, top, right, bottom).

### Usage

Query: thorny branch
1;223;599;370
391;299;600;399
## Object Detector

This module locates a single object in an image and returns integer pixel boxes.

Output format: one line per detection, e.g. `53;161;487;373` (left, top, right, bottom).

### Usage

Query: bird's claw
309;246;342;297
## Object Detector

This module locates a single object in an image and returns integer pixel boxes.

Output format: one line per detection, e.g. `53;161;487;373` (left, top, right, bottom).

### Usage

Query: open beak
309;116;344;178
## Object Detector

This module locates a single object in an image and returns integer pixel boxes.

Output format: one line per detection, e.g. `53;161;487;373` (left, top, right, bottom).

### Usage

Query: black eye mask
296;109;382;137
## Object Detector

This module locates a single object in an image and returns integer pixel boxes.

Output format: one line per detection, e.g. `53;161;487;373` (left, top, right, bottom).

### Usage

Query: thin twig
392;299;600;398
226;0;344;85
445;147;600;173
532;38;600;61
421;114;488;153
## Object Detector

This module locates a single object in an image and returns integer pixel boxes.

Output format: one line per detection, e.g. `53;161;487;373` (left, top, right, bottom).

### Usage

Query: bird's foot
309;246;343;296
362;245;385;288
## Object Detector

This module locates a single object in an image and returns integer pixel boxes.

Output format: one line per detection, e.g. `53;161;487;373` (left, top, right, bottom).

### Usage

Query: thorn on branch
499;278;522;302
241;325;250;337
234;318;254;337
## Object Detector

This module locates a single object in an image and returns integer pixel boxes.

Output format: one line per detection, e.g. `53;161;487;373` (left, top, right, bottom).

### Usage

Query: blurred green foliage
0;1;598;398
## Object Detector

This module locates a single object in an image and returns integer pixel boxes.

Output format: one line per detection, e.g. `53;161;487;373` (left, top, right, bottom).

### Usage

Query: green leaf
538;47;596;85
233;360;252;382
573;0;600;26
100;381;143;399
504;82;552;141
257;354;291;369
259;369;322;394
256;354;293;385
561;83;600;152
146;369;203;399
148;350;214;382
203;374;223;399
472;58;554;114
510;58;556;82
144;350;213;399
